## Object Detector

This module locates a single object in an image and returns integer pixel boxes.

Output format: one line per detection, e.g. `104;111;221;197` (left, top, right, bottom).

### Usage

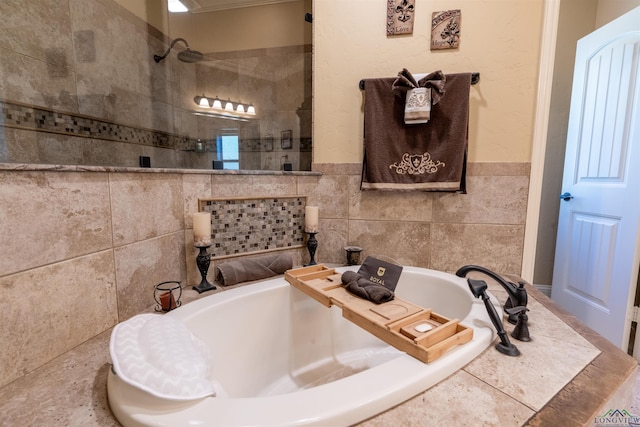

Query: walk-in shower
153;38;203;63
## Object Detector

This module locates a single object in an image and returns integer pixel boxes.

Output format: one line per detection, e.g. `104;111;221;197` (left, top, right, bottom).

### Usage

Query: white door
551;7;640;350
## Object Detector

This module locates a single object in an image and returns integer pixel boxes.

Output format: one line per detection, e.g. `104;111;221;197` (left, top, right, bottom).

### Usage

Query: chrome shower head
154;38;203;63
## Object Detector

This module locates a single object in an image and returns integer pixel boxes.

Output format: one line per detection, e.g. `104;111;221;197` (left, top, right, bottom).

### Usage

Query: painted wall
115;0;312;53
596;0;640;27
170;0;312;53
313;0;545;164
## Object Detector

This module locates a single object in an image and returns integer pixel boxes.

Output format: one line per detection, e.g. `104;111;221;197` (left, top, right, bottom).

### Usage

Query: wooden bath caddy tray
285;264;473;363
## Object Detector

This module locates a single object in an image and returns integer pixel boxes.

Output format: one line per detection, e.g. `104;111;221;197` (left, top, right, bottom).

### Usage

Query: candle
193;212;212;246
160;291;176;311
305;206;319;233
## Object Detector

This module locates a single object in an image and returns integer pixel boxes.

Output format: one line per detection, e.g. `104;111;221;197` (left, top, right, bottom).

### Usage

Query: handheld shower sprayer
154;38;204;63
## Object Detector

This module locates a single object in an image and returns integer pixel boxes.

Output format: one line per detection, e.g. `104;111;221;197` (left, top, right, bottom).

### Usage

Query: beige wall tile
0;49;78;112
298;174;349;219
430;223;525;275
0;170;112;275
433;175;529;224
467;161;531;176
0;250;117;389
349;176;433;222
348;220;431;267
0;0;74;64
2;128;86;165
114;232;186;320
69;0;152;123
183;174;213;228
209;174;297;198
312;162;361;176
109;172;184;246
313;218;348;265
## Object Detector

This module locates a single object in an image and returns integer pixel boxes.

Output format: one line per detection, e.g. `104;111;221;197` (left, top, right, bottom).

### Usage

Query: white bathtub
108;265;499;427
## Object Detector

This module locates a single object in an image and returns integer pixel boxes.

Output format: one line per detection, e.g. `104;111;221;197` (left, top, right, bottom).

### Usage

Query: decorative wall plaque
431;10;461;50
387;0;415;36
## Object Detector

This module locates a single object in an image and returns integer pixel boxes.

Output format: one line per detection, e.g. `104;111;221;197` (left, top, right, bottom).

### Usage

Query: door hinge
633;306;640;323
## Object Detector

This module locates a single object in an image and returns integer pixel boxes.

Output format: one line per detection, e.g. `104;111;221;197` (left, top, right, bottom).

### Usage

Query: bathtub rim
107;265;498;427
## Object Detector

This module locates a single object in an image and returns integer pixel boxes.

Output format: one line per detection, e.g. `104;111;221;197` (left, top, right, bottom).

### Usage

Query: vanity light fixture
194;94;210;108
193;94;257;117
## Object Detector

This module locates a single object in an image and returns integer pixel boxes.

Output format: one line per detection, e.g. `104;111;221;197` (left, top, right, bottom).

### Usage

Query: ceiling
181;0;298;13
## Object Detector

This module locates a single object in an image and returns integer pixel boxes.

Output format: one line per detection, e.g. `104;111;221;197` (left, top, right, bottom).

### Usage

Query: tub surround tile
465;331;600;411
209;174;298;199
183;174;213;228
433;175;529;225
524;286;637;426
0;329;119;427
0;170;112;276
348;220;431;267
598;368;637;421
430;223;525;275
312;218;348;265
0;250;117;389
519;297;596;349
114;232;186;321
298;174;348;219
312;162;362;176
109;173;184;246
358;370;535;426
349;176;433;222
466;162;531;177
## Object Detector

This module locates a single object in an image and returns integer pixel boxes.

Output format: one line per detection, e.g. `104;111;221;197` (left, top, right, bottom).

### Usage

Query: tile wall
0;161;529;390
0;0;311;171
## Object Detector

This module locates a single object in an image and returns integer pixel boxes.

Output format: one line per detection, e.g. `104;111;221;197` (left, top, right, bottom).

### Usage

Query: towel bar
359;72;480;90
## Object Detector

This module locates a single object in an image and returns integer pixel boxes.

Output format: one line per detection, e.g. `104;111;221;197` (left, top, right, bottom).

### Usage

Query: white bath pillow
110;313;216;401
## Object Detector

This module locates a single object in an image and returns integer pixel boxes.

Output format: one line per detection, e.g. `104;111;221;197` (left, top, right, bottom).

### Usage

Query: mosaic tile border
198;196;306;258
0;99;310;154
0;99;194;150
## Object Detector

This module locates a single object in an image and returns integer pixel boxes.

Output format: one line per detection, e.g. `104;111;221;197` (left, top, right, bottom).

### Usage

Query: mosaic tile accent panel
198;196;306;258
0;99;192;150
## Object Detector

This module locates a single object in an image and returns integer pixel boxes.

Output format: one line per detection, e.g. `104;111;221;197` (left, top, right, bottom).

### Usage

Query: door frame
521;0;560;283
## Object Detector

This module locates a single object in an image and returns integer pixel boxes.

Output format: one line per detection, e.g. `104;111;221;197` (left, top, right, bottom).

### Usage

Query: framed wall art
431;9;461;50
281;130;292;149
387;0;415;36
263;134;274;151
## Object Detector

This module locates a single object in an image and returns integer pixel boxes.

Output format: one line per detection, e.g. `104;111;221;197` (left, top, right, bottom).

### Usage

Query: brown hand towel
215;253;293;286
341;271;395;304
392;69;446;124
362;72;471;192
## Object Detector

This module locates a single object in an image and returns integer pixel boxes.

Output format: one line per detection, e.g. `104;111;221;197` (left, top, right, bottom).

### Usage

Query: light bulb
236;103;245;113
247;104;256;115
199;96;209;107
212;97;222;109
224;99;234;111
